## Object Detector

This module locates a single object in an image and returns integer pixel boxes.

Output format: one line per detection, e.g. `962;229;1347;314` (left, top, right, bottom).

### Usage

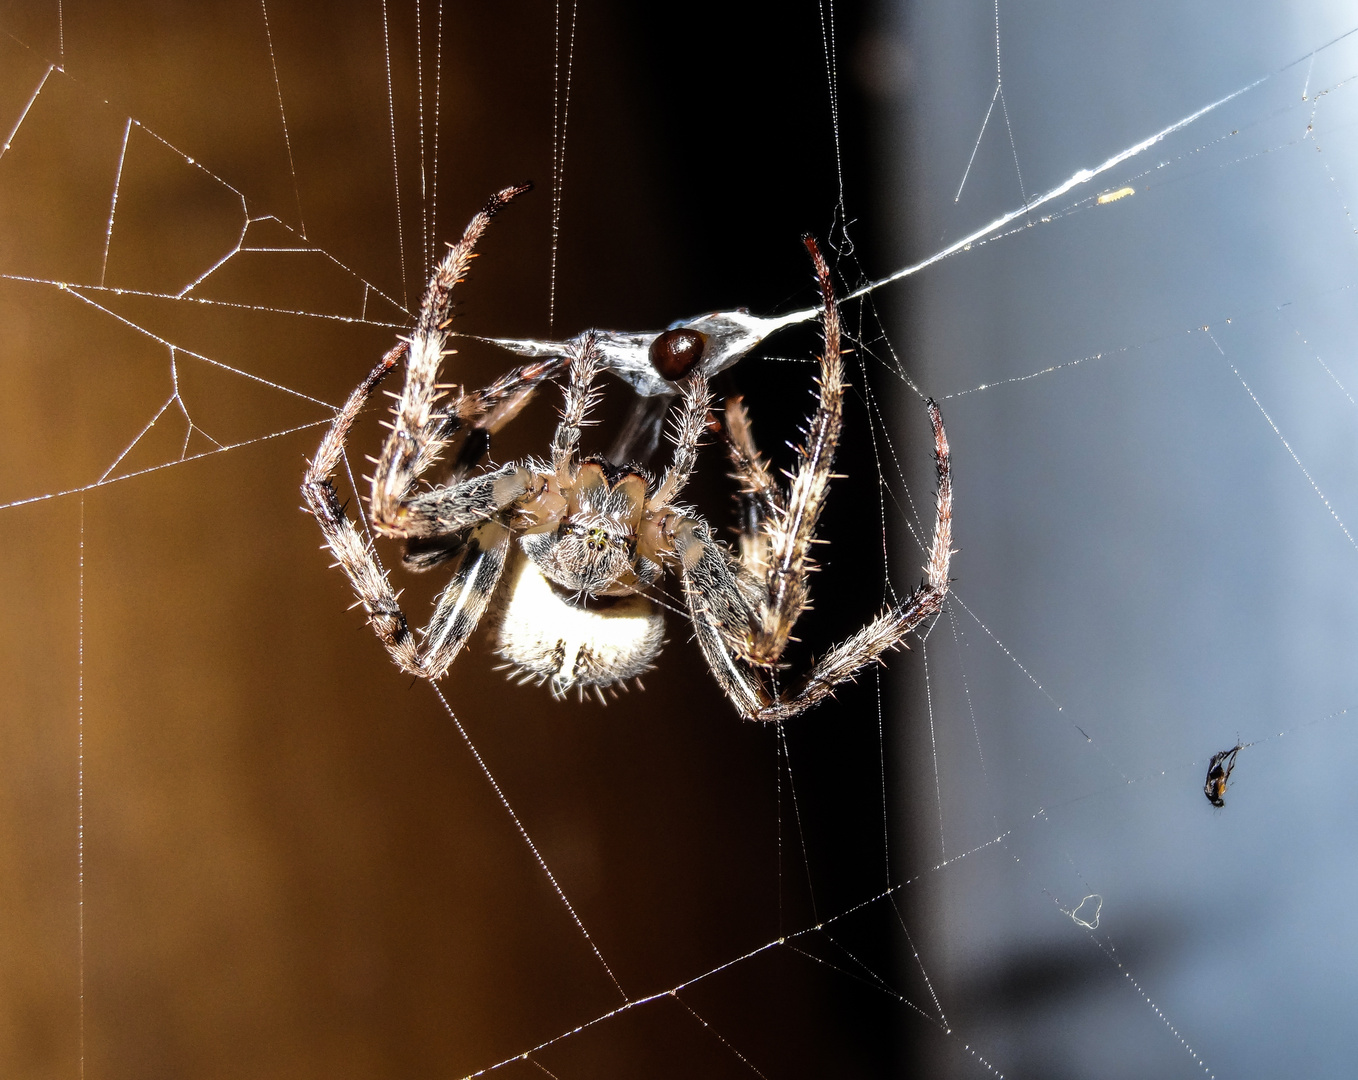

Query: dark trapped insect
303;187;953;719
1204;744;1243;807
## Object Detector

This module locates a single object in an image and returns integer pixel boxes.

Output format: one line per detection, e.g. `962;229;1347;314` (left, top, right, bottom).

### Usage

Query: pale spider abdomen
491;554;665;698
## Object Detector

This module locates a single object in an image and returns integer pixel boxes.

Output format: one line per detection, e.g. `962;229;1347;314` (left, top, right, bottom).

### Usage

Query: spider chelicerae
303;186;953;721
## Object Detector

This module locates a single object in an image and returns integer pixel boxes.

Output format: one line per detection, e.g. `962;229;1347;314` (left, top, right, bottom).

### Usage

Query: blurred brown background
0;1;920;1076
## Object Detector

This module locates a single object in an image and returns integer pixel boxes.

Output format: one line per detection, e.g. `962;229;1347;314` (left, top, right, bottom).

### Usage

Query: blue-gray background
894;2;1358;1075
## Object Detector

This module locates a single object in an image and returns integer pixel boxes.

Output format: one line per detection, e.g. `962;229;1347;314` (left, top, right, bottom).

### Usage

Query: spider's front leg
740;236;846;666
303;345;424;672
302;340;530;678
303;186;534;679
369;183;530;538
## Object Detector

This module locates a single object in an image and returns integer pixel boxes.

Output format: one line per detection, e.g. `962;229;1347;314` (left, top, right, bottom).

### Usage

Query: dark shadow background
0;1;927;1077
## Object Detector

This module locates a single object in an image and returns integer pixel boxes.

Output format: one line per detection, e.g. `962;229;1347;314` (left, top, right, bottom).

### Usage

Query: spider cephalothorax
304;186;953;719
519;459;662;597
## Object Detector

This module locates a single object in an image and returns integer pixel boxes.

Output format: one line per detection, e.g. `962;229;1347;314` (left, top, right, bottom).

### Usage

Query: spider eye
649;328;707;381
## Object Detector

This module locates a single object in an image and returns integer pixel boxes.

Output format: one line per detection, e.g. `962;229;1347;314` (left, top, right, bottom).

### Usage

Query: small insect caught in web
1203;744;1244;808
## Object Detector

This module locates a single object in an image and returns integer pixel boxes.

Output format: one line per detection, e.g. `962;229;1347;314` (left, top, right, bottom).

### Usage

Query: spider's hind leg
752;401;952;722
672;402;952;721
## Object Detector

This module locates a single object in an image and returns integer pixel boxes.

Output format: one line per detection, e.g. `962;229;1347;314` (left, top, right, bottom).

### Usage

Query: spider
1204;744;1243;807
302;186;953;721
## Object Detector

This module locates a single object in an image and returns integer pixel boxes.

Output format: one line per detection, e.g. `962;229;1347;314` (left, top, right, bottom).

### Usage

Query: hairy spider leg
744;236;847;665
303;185;537;678
648;368;712;510
438;353;571;485
398;356;573;571
670;238;953;721
369;183;532;535
716;393;786;584
551;331;604;477
384;333;609;678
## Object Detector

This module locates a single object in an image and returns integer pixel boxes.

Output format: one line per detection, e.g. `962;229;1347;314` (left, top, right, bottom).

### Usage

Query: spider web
2;1;1358;1077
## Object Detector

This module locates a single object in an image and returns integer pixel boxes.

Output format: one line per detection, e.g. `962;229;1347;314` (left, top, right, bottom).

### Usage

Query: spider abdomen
492;555;664;700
